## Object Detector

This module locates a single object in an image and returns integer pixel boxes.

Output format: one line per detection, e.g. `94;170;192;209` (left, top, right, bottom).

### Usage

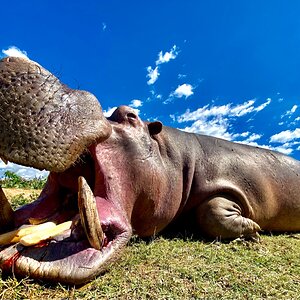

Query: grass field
0;183;299;299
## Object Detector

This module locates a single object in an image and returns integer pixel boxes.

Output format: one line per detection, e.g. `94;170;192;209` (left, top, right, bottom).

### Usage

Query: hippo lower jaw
0;151;132;285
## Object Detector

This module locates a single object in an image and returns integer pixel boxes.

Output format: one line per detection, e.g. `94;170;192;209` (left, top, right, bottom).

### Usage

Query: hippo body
103;110;300;239
0;57;300;284
157;126;300;236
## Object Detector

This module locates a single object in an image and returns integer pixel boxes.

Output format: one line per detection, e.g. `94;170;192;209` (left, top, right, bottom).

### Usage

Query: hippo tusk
0;187;14;231
78;176;104;250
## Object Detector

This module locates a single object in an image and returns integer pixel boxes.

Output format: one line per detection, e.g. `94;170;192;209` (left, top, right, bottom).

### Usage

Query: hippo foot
196;196;261;240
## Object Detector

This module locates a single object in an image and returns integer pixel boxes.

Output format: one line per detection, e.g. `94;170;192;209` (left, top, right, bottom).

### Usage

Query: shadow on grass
134;214;208;245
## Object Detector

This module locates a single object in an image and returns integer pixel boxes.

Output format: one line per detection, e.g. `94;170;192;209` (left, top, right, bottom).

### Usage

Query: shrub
0;171;47;189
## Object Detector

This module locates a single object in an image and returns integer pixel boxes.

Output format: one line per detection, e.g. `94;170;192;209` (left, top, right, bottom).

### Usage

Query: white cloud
149;90;162;100
273;145;293;155
146;66;160;85
128;99;142;115
281;105;298;119
236;141;293;155
231;132;265;148
178;73;187;79
181;117;232;140
129;99;143;108
178;99;271;123
229;100;255;116
171;83;194;99
177;99;271;142
230;98;271;117
256;98;272;111
290;105;297;114
103;106;117;117
243;133;262;143
156;45;179;65
0;161;48;179
178;105;227;123
237;131;250;138
170;114;176;122
279;104;299;127
270;128;300;143
146;45;179;85
102;22;107;31
2;46;29;59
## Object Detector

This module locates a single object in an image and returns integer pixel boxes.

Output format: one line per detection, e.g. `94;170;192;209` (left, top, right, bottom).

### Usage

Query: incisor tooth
0;222;56;246
78;176;104;250
20;221;72;246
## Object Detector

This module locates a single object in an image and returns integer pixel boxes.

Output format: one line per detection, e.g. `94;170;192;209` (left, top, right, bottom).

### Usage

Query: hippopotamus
0;57;299;285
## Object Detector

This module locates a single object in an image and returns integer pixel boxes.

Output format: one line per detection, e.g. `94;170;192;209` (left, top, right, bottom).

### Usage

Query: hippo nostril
127;112;137;120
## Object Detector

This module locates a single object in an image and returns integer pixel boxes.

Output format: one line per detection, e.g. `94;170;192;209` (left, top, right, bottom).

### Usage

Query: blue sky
1;0;300;178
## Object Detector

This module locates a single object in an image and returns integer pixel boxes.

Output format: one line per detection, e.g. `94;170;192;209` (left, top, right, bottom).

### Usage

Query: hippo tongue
78;176;104;250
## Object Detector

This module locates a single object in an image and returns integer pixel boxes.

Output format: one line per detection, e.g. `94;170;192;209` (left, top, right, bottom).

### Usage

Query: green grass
9;193;40;210
0;171;47;189
0;183;299;299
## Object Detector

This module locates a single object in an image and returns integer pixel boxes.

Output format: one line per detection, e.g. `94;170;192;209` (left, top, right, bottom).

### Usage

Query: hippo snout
0;56;112;172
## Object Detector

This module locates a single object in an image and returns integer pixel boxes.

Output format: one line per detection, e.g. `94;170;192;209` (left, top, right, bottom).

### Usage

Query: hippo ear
148;121;163;136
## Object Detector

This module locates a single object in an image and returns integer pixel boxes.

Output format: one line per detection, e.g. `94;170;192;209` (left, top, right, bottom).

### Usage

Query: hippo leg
196;196;261;240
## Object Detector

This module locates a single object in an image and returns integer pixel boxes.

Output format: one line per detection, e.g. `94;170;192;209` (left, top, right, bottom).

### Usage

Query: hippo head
0;57;164;284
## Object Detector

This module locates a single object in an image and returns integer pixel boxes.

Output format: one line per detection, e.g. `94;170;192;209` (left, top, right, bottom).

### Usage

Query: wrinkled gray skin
0;57;300;285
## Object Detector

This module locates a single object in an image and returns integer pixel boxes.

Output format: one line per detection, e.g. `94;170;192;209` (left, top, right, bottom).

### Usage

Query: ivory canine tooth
78;176;104;250
0;187;14;230
20;221;72;246
0;222;56;246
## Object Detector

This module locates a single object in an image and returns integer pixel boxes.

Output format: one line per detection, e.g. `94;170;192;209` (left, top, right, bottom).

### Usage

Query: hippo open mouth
0;57;135;284
0;150;132;285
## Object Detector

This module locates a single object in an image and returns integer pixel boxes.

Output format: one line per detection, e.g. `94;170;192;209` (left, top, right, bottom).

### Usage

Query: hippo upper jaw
0;146;132;285
0;56;112;172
